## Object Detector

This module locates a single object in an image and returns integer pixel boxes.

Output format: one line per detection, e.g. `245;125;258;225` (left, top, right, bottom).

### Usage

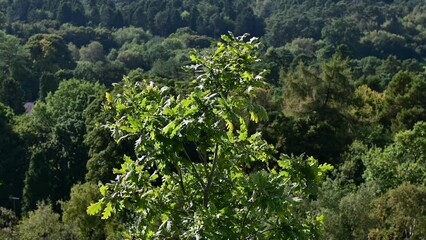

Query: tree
363;121;426;192
281;55;355;164
62;183;108;240
351;85;389;146
38;72;58;100
317;181;377;240
17;202;77;240
321;18;361;56
0;31;34;102
360;30;416;59
25;34;75;73
56;2;73;24
79;41;106;63
0;77;24;114
88;34;331;239
22;79;105;212
84;94;134;183
0;207;18;239
0;103;26;212
73;60;126;86
381;71;426;133
369;183;426;239
235;7;265;37
56;0;86;26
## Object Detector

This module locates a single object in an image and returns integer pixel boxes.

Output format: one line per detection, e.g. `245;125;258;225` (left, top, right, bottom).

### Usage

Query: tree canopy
88;34;332;239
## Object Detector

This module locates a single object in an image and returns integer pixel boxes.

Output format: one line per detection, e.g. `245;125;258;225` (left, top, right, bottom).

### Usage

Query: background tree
0;103;26;212
22;79;105;212
0;77;25;114
62;183;109;240
17;202;77;240
363;121;426;192
25;34;75;74
84;94;134;183
0;207;18;239
369;183;426;239
79;41;106;63
380;71;426;133
281;55;355;164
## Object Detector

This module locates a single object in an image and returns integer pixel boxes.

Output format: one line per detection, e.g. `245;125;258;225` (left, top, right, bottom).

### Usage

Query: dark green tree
84;94;134;183
22;79;105;212
0;103;26;212
25;34;76;74
235;7;264;37
381;71;426;133
0;77;25;114
282;55;355;164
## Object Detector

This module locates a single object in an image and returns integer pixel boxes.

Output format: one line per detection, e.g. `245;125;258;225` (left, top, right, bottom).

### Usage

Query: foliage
350;85;389;146
17;202;77;240
282;55;354;118
73;60;126;86
0;31;32;105
22;79;105;212
281;55;355;164
0;207;18;239
62;183;108;240
363;121;426;192
318;181;377;240
79;41;106;63
381;71;426;133
88;34;331;239
369;183;426;239
84;94;134;183
1;0;426;238
0;103;26;212
25;33;75;73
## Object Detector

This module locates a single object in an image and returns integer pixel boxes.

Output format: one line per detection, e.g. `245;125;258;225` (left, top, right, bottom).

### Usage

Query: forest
1;0;426;239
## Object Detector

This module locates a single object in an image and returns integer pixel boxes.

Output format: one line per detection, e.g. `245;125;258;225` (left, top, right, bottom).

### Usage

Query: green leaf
250;111;259;123
100;185;108;196
102;202;113;219
163;121;176;134
319;163;334;173
105;92;112;103
87;201;102;215
226;120;234;131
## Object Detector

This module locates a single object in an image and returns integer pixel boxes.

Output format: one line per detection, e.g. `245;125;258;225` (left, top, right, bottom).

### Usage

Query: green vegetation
0;0;426;239
87;34;331;239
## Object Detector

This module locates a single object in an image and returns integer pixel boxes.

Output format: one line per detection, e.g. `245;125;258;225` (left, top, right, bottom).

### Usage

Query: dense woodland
1;0;426;239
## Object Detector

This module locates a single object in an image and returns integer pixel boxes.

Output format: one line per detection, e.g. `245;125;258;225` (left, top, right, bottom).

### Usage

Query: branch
183;148;206;190
194;142;208;174
239;197;256;240
204;143;219;207
176;164;186;195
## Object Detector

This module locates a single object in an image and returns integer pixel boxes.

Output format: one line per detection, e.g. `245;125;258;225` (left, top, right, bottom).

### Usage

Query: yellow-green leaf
100;185;108;196
102;202;113;219
105;92;112;103
87;201;102;215
250;111;259;123
226;120;234;131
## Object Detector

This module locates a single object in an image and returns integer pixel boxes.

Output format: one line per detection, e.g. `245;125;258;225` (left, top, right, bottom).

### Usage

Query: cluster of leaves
87;34;332;239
